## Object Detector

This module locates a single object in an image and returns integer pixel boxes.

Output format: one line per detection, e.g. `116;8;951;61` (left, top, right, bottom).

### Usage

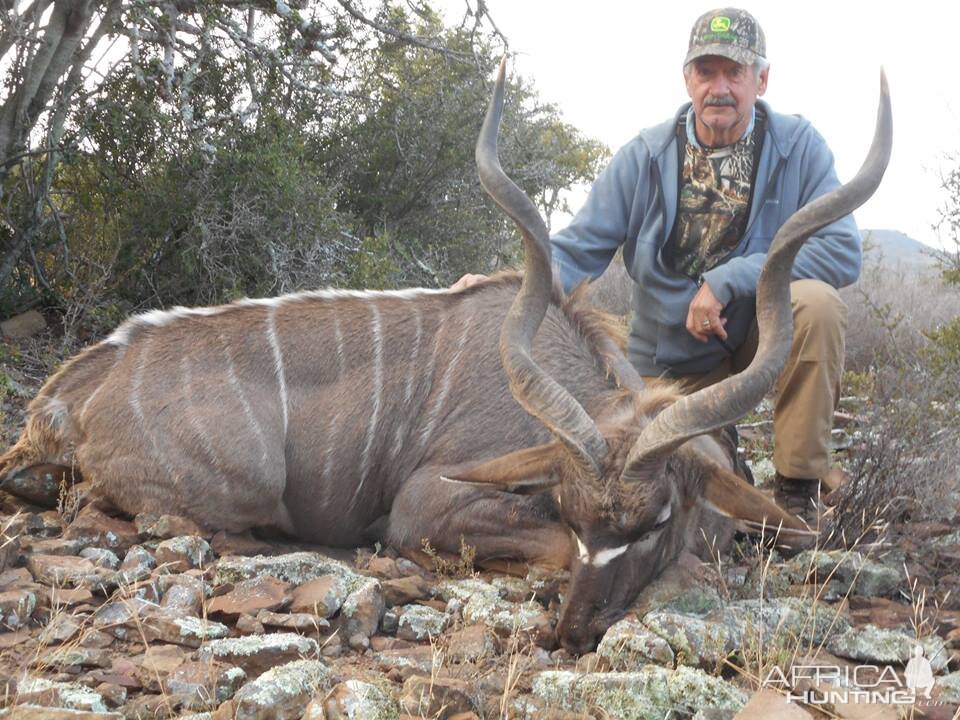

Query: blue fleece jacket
550;99;861;376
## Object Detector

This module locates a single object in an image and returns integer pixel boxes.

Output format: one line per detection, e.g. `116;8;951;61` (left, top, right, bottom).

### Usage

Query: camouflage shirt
670;120;757;280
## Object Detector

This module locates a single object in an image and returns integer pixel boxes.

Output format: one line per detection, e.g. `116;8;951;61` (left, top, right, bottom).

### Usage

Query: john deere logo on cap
710;16;731;32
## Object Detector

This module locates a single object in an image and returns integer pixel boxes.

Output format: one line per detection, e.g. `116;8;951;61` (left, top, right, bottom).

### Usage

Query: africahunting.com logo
762;645;944;706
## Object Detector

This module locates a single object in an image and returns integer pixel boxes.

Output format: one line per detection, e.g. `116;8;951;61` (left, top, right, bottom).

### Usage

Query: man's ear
700;460;810;533
441;442;561;493
757;65;769;96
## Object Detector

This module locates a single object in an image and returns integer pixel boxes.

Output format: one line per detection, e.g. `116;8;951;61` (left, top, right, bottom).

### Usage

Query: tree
1;1;608;333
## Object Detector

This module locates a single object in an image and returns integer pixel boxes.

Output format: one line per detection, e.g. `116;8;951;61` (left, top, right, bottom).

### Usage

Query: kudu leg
386;465;572;570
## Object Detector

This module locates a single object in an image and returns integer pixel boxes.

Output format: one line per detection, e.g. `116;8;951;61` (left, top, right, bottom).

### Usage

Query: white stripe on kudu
266;305;289;436
354;301;384;506
418;311;473;450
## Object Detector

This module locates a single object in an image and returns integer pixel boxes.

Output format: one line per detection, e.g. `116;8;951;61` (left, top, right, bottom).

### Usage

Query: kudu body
1;61;891;652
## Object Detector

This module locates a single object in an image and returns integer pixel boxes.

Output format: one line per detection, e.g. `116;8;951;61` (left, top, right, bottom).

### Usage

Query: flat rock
532;667;747;718
92;597;228;647
445;625;500;663
397;603;448;641
382;575;433;607
401;675;475;717
0;707;123;719
63;509;139;553
231;659;330;720
321;679;399;719
155;535;214;573
215;552;359;586
784;550;902;598
734;688;813;719
256;609;330;633
115;545;156;585
14;677;109;712
26;554;112;590
642;612;738;668
827;624;948;670
164;660;247;711
289;574;349;617
1;464;62;506
135;513;206;540
37;646;113;671
197;633;319;677
132;644;189;691
597;617;676;669
80;547;121;570
208;575;291;618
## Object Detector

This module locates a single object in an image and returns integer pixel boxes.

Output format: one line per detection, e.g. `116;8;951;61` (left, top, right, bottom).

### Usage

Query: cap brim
684;44;759;67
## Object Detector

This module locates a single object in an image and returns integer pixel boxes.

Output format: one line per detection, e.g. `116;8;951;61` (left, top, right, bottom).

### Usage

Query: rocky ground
3;329;960;719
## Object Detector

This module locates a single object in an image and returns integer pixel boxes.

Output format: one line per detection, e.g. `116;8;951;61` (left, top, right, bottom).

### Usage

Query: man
453;7;859;525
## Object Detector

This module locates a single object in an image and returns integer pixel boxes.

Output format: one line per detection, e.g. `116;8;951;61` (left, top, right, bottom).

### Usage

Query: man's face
684;55;768;146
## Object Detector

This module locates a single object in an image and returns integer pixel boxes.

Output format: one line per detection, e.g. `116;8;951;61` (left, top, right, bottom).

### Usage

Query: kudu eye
652;503;672;530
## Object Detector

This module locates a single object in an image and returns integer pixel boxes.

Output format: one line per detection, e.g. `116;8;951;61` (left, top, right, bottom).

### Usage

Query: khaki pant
642;279;846;480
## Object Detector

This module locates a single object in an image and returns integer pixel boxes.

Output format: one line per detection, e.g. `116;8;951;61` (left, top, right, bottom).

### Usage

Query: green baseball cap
684;8;766;67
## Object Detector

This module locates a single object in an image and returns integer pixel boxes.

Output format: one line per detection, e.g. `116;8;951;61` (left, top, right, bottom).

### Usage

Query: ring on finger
701;319;711;328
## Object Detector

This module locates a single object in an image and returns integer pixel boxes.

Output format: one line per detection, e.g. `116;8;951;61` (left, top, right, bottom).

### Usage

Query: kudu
1;60;891;652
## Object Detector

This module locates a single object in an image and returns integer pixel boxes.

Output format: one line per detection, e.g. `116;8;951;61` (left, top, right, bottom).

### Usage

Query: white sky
435;1;960;248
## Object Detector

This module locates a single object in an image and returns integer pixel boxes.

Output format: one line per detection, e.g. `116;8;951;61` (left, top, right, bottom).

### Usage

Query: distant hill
861;229;938;268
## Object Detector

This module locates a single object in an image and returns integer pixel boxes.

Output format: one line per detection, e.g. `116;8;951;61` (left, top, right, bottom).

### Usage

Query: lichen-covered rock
597;617;675;669
37;646;112;671
0;587;36;629
155;535;214;573
232;659;330;720
216;552;358;586
134;513;206;540
164;660;247;711
290;574;350;617
642;612;739;667
62;509;139;553
380;575;432;607
631;552;722;617
434;578;500;604
197;632;319;677
322;679;400;719
935;670;960;704
14;677;109;712
257;609;330;633
396;603;448;641
0;706;124;719
26;554;111;589
400;675;475;717
461;591;543;635
207;575;291;618
445;625;500;663
91;597;228;647
826;625;948;671
532;666;746;718
115;545;155;585
341;577;384;639
707;597;850;647
783;549;902;598
79;547;120;570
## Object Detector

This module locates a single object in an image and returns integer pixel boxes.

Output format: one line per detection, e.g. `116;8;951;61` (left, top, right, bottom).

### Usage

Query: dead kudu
1;61;891;652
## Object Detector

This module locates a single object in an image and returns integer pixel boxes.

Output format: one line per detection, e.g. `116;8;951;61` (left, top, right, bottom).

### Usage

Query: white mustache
705;96;736;107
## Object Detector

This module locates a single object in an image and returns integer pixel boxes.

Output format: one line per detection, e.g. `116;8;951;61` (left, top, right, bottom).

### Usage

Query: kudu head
450;58;892;653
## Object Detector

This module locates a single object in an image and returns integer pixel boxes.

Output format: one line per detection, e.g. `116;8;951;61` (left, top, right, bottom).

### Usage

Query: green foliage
1;2;609;330
921;317;960;376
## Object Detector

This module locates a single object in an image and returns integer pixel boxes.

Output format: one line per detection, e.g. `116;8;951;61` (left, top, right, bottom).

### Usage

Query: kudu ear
699;461;817;541
440;442;562;493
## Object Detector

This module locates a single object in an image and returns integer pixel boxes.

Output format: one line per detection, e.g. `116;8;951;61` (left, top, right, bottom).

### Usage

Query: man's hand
450;273;487;291
686;281;728;343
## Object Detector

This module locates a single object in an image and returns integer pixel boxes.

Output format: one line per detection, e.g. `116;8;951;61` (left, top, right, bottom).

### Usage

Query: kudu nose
557;617;600;655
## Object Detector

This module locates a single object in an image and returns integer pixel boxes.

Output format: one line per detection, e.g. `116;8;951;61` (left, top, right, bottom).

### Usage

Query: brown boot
773;473;822;528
